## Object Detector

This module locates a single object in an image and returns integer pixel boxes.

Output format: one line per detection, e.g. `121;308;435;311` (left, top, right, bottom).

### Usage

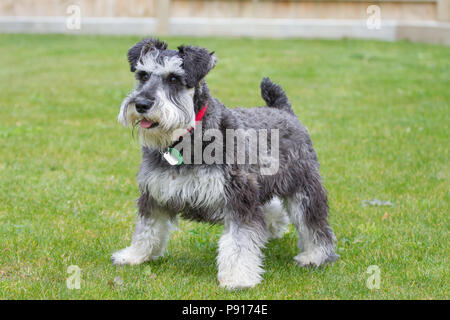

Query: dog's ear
178;45;217;88
127;38;168;72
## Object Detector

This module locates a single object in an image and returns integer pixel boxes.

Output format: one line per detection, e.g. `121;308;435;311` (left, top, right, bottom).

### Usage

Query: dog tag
163;148;183;165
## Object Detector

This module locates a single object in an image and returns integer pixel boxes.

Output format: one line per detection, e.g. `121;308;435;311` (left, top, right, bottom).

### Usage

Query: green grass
0;34;448;299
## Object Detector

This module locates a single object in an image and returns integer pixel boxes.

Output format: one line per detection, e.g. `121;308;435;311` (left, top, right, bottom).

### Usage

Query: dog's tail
260;77;293;114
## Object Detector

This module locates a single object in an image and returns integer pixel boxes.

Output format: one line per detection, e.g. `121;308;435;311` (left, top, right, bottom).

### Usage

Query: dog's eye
168;75;179;83
137;71;150;82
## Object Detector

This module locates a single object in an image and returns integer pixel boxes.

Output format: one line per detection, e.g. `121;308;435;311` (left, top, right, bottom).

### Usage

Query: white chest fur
138;166;226;210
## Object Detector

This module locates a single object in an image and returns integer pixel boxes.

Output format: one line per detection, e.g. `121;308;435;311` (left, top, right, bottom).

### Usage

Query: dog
112;38;338;289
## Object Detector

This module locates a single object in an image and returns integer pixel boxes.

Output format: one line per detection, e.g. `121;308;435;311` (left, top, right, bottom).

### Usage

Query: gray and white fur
112;38;338;289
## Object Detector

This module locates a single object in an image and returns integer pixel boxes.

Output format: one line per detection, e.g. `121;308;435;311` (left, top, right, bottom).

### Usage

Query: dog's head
118;38;217;148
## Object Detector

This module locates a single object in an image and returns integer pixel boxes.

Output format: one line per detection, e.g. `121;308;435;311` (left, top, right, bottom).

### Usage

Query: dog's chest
138;165;226;211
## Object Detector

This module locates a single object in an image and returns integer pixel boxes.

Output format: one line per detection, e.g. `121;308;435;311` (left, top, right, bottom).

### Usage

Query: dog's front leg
111;199;174;266
217;215;268;289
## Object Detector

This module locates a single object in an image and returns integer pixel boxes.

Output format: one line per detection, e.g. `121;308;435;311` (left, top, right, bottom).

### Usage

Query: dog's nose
135;98;154;114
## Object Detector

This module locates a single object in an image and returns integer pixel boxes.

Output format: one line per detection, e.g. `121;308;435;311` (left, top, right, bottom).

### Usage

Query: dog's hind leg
217;213;269;289
282;173;338;267
263;197;289;240
111;197;175;265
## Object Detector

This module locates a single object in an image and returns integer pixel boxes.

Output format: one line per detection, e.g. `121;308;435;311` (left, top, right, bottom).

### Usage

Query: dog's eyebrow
136;54;184;77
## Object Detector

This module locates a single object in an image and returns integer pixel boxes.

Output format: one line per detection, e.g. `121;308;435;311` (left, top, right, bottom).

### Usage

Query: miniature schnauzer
112;38;338;289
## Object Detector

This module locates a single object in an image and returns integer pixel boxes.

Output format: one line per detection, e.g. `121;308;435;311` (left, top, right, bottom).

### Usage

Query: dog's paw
218;273;262;290
111;247;150;266
294;251;323;267
294;249;338;267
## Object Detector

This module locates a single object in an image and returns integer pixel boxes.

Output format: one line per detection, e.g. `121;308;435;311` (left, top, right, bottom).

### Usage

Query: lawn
0;34;448;299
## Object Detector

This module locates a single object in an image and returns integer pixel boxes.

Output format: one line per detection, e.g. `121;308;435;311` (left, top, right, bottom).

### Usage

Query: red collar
186;101;208;134
168;102;208;149
195;102;208;123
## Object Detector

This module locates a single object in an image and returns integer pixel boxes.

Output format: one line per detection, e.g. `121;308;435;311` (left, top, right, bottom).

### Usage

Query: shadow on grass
141;230;325;282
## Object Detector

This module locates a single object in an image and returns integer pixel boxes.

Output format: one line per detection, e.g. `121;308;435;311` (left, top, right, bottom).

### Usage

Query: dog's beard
118;88;195;149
